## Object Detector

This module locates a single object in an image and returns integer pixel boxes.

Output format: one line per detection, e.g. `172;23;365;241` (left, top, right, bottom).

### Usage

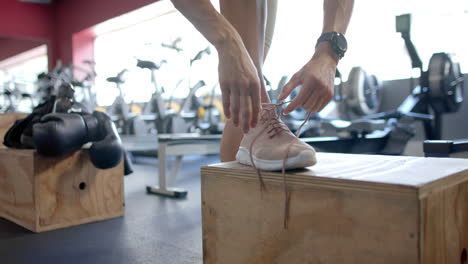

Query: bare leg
219;0;270;162
264;0;278;60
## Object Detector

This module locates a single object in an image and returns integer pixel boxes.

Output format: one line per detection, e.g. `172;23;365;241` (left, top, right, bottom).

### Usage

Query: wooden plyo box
0;148;124;232
201;153;468;264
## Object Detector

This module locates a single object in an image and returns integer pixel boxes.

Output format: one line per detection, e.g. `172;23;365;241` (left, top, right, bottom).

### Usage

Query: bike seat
106;76;125;84
136;59;165;70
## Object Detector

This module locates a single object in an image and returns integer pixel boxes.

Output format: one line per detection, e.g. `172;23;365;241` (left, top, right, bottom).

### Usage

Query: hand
217;39;261;133
278;43;338;115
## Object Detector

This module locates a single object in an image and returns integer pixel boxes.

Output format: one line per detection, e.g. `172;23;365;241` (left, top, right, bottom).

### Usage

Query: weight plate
345;67;383;116
427;52;464;113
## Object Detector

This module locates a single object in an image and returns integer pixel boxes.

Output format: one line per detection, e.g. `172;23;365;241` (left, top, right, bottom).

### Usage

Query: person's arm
171;0;261;132
279;0;354;114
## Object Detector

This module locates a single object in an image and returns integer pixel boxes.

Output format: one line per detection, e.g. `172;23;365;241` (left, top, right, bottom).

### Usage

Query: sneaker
235;103;317;171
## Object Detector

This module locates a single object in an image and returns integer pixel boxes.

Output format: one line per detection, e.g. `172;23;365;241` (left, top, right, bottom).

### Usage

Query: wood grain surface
202;171;419;264
206;153;468;192
0;148;124;232
35;151;124;232
421;180;468;264
0;149;36;230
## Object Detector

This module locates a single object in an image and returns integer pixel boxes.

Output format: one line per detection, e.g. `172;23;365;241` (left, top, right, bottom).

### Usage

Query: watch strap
315;32;336;48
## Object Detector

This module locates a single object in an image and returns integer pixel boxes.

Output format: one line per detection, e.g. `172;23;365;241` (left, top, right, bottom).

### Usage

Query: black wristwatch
316;32;347;59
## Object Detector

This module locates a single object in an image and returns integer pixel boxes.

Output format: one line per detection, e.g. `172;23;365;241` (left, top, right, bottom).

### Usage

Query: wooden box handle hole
79;182;87;190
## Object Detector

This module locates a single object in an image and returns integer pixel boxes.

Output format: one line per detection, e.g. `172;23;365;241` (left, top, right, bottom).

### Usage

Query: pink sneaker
235;104;317;171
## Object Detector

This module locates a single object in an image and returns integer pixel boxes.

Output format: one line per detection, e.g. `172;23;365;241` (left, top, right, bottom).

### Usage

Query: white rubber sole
236;147;316;171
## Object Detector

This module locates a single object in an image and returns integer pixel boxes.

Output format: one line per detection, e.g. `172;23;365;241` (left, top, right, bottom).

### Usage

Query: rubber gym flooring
0;154;220;264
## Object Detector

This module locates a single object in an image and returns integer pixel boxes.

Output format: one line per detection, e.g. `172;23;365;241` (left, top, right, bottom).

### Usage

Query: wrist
313;41;339;66
213;27;241;52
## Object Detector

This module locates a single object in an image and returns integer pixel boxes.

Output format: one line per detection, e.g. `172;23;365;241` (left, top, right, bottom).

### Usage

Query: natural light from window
94;0;468;106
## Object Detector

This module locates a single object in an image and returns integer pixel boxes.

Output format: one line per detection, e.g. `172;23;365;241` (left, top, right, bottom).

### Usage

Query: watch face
336;34;348;52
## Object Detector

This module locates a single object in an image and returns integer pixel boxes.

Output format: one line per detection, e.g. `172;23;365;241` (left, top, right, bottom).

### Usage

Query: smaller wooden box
202;153;468;264
0;148;124;232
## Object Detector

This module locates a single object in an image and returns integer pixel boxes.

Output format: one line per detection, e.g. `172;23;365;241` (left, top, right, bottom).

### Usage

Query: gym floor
0;154;220;264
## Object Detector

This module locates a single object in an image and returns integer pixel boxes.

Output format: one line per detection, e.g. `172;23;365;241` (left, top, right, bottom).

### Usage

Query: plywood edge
201;167;418;196
36;210;124;233
418;198;425;264
418;169;468;199
33;153;40;232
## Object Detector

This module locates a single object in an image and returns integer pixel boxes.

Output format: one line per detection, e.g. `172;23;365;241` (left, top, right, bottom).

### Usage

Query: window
264;0;468;88
94;0;467;106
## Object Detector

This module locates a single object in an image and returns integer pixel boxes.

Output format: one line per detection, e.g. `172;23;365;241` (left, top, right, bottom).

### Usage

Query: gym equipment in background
136;57;203;134
281;67;384;138
161;37;183;53
424;139;468;158
335;67;383;119
395;13;464;140
0;80;35;113
28;61;100;115
69;60;98;112
297;13;465;155
137;44;217;134
106;69;132;134
195;83;225;135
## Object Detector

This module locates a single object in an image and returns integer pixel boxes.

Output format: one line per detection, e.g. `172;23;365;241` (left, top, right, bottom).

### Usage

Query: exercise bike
106;69;147;135
69;60;98;112
137;45;213;134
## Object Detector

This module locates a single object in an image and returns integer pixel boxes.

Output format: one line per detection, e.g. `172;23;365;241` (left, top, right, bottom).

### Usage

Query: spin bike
136;58;203;134
138;45;212;134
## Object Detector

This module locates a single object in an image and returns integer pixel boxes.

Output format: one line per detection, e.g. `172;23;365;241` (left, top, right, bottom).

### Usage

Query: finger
231;91;241;127
316;97;331;112
302;92;319;112
240;95;251;133
221;87;231;119
302;85;324;111
250;81;261;128
278;73;302;101
308;96;322;113
283;87;310;115
313;88;333;112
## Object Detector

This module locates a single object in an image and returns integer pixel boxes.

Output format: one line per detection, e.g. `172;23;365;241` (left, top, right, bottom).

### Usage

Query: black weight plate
346;67;383;116
427;52;464;113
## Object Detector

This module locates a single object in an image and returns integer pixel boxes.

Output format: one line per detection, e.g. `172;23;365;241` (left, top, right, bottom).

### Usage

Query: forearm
315;0;354;63
322;0;354;34
171;0;242;50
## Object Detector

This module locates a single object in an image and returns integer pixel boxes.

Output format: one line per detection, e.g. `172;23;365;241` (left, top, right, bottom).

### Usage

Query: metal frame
146;133;222;198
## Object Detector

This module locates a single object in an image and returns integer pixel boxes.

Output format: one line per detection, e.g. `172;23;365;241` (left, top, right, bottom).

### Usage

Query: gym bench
146;133;222;198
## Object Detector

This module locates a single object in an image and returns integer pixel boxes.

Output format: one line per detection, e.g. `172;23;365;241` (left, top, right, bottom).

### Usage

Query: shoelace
248;102;312;229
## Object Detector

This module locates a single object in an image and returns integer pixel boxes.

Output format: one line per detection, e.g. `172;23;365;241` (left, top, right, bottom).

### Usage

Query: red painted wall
0;0;54;41
1;0;160;69
0;38;44;61
55;0;158;65
0;0;55;68
72;29;95;79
